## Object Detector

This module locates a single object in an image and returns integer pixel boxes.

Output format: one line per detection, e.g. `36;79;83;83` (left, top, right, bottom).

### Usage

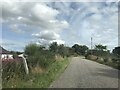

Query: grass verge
86;58;119;70
2;57;70;88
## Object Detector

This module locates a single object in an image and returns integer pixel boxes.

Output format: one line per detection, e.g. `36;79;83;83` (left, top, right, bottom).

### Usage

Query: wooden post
0;55;2;90
18;54;29;74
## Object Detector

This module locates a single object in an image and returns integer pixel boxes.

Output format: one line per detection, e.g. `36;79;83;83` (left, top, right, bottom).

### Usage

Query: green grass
3;58;70;88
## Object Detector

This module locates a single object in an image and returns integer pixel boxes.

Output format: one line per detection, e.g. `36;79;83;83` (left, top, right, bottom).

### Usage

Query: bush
86;55;98;61
112;58;119;63
25;44;55;69
104;58;108;63
2;60;25;82
24;44;41;56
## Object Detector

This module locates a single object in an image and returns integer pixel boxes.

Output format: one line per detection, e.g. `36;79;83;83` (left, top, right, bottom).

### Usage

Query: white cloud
60;2;118;50
32;30;65;45
50;39;65;45
1;1;118;51
1;2;69;31
31;3;59;21
36;39;65;45
32;31;60;40
1;1;69;46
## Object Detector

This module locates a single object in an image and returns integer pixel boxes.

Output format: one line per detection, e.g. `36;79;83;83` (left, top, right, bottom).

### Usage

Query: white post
18;54;29;74
0;54;2;90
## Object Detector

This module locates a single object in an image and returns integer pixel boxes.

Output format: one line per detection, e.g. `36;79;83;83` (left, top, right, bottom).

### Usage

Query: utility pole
91;37;93;55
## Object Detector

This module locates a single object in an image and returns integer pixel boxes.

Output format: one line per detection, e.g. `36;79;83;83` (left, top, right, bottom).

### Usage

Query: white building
0;46;13;60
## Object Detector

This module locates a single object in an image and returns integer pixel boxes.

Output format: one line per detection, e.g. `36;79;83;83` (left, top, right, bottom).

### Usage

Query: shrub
2;60;25;82
112;58;118;63
86;55;98;61
24;44;41;56
104;58;108;63
25;44;55;69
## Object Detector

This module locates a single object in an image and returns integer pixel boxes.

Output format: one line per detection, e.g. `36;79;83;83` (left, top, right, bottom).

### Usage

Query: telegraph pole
91;37;93;55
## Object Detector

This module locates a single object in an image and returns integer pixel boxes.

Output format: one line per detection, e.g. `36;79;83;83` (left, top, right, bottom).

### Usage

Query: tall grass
2;43;71;88
2;58;70;88
24;44;55;69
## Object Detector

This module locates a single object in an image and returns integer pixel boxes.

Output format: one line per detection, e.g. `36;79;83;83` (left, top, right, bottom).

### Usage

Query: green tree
72;44;89;55
95;44;107;51
86;44;110;58
24;44;53;68
58;44;65;57
49;42;58;54
112;47;120;69
72;44;80;54
58;44;70;57
24;44;45;55
79;45;89;55
112;47;120;56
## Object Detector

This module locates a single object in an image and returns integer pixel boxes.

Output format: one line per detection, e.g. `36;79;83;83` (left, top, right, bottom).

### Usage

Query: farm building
0;46;13;60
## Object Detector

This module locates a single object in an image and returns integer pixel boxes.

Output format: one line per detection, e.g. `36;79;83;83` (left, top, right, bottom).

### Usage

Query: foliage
72;44;88;55
112;47;120;56
49;42;58;54
58;44;70;57
85;44;110;58
2;60;26;86
95;44;107;51
2;58;70;88
103;58;108;63
86;49;110;57
12;52;18;59
85;45;120;69
3;42;71;88
112;47;120;68
24;44;45;56
10;51;23;55
49;42;74;57
24;44;54;69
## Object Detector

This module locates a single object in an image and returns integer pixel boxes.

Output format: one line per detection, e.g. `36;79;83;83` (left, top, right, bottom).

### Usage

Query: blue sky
0;0;118;51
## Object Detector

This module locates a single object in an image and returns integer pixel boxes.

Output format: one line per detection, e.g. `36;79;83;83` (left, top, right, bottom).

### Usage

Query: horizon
1;43;118;53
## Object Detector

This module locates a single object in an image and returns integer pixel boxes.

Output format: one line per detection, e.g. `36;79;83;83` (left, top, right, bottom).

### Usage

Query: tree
72;44;81;55
112;47;120;56
79;45;89;55
72;44;89;55
88;44;109;57
58;44;70;57
58;44;65;57
24;43;54;68
24;44;44;56
95;44;107;51
112;47;120;69
49;42;58;53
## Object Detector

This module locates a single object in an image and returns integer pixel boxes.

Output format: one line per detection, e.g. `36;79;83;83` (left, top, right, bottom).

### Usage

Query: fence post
18;54;29;74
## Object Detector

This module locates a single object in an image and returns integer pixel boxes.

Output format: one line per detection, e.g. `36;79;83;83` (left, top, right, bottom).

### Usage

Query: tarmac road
50;57;119;88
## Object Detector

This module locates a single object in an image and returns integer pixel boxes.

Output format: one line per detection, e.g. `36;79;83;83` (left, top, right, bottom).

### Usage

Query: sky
0;0;118;51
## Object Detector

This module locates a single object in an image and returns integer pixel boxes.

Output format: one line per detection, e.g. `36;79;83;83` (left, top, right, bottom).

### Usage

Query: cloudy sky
0;0;118;51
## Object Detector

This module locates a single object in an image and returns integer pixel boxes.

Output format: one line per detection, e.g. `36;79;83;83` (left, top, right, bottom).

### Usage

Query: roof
0;46;10;54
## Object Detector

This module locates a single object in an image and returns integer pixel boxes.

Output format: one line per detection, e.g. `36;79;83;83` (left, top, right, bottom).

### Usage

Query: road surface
50;57;119;88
